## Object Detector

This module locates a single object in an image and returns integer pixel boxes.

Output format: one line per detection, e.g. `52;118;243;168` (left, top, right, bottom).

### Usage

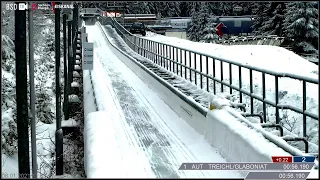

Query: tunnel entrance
82;17;97;25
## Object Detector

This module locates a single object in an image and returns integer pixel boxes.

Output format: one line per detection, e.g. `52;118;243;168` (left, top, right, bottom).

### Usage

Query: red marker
51;2;56;14
272;156;293;163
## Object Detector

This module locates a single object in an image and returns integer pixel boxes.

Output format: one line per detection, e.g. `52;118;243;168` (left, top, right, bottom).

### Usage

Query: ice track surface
85;24;243;178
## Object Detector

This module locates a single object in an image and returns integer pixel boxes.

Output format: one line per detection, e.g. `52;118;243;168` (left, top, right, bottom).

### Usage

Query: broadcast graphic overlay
179;156;316;179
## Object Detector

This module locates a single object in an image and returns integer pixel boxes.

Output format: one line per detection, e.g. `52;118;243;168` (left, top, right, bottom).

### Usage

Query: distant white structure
169;19;190;29
165;31;188;40
79;8;101;18
165;18;191;40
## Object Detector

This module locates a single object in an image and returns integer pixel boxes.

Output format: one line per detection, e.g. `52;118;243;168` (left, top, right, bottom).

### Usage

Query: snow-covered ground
141;32;319;148
2;17;55;178
84;24;243;178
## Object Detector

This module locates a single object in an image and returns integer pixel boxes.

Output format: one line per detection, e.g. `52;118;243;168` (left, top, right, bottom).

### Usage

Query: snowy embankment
2;16;80;178
90;22;318;178
2;17;58;178
142;33;319;149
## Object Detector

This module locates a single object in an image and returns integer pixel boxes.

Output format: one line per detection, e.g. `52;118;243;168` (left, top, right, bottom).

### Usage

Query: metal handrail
114;19;317;83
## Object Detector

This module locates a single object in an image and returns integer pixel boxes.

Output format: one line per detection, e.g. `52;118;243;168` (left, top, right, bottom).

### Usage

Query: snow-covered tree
283;2;319;53
187;2;201;41
207;2;221;16
218;2;233;16
251;2;269;34
162;2;181;17
201;21;219;43
2;36;17;156
2;2;15;40
179;2;190;17
184;2;199;17
2;35;15;71
261;2;287;36
197;3;212;39
259;2;284;34
240;2;255;15
2;2;17;156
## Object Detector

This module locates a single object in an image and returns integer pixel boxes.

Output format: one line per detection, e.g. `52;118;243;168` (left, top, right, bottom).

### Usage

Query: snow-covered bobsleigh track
82;18;318;178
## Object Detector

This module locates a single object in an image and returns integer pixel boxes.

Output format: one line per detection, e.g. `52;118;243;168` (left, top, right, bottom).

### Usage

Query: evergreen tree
147;2;160;15
187;12;199;41
219;2;233;16
261;2;286;36
231;2;245;16
184;2;198;17
179;2;190;17
207;2;221;16
201;19;219;43
283;2;319;53
162;2;181;17
2;4;15;40
259;2;283;34
127;2;151;14
240;2;255;15
187;2;201;41
252;2;269;34
197;3;212;39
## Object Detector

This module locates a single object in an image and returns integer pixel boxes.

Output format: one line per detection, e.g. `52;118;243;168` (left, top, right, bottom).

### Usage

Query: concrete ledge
84;111;124;178
83;70;97;119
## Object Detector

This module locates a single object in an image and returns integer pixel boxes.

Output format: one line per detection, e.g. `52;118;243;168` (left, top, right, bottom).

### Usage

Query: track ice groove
101;48;185;178
87;24;242;178
101;27;210;177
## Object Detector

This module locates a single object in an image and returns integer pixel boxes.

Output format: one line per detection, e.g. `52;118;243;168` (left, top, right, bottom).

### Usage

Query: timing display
178;162;314;170
245;171;310;180
272;156;316;163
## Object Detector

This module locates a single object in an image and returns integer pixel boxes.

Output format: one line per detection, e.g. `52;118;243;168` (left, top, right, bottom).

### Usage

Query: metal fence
101;17;319;153
221;35;286;46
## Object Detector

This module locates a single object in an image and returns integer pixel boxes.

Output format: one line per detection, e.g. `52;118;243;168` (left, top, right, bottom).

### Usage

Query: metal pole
67;20;72;121
29;2;37;178
55;4;63;175
15;3;30;178
72;4;78;79
63;14;68;120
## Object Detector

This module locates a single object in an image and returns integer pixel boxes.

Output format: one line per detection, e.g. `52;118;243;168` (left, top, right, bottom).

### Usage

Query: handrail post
262;73;267;123
302;81;307;137
275;76;280;125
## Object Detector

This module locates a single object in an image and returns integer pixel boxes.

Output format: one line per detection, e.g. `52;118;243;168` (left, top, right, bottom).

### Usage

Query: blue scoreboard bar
293;156;316;162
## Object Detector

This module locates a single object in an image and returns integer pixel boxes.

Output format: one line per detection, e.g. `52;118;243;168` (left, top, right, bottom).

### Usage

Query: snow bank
97;22;298;166
61;118;78;127
1;154;18;178
143;34;318;78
